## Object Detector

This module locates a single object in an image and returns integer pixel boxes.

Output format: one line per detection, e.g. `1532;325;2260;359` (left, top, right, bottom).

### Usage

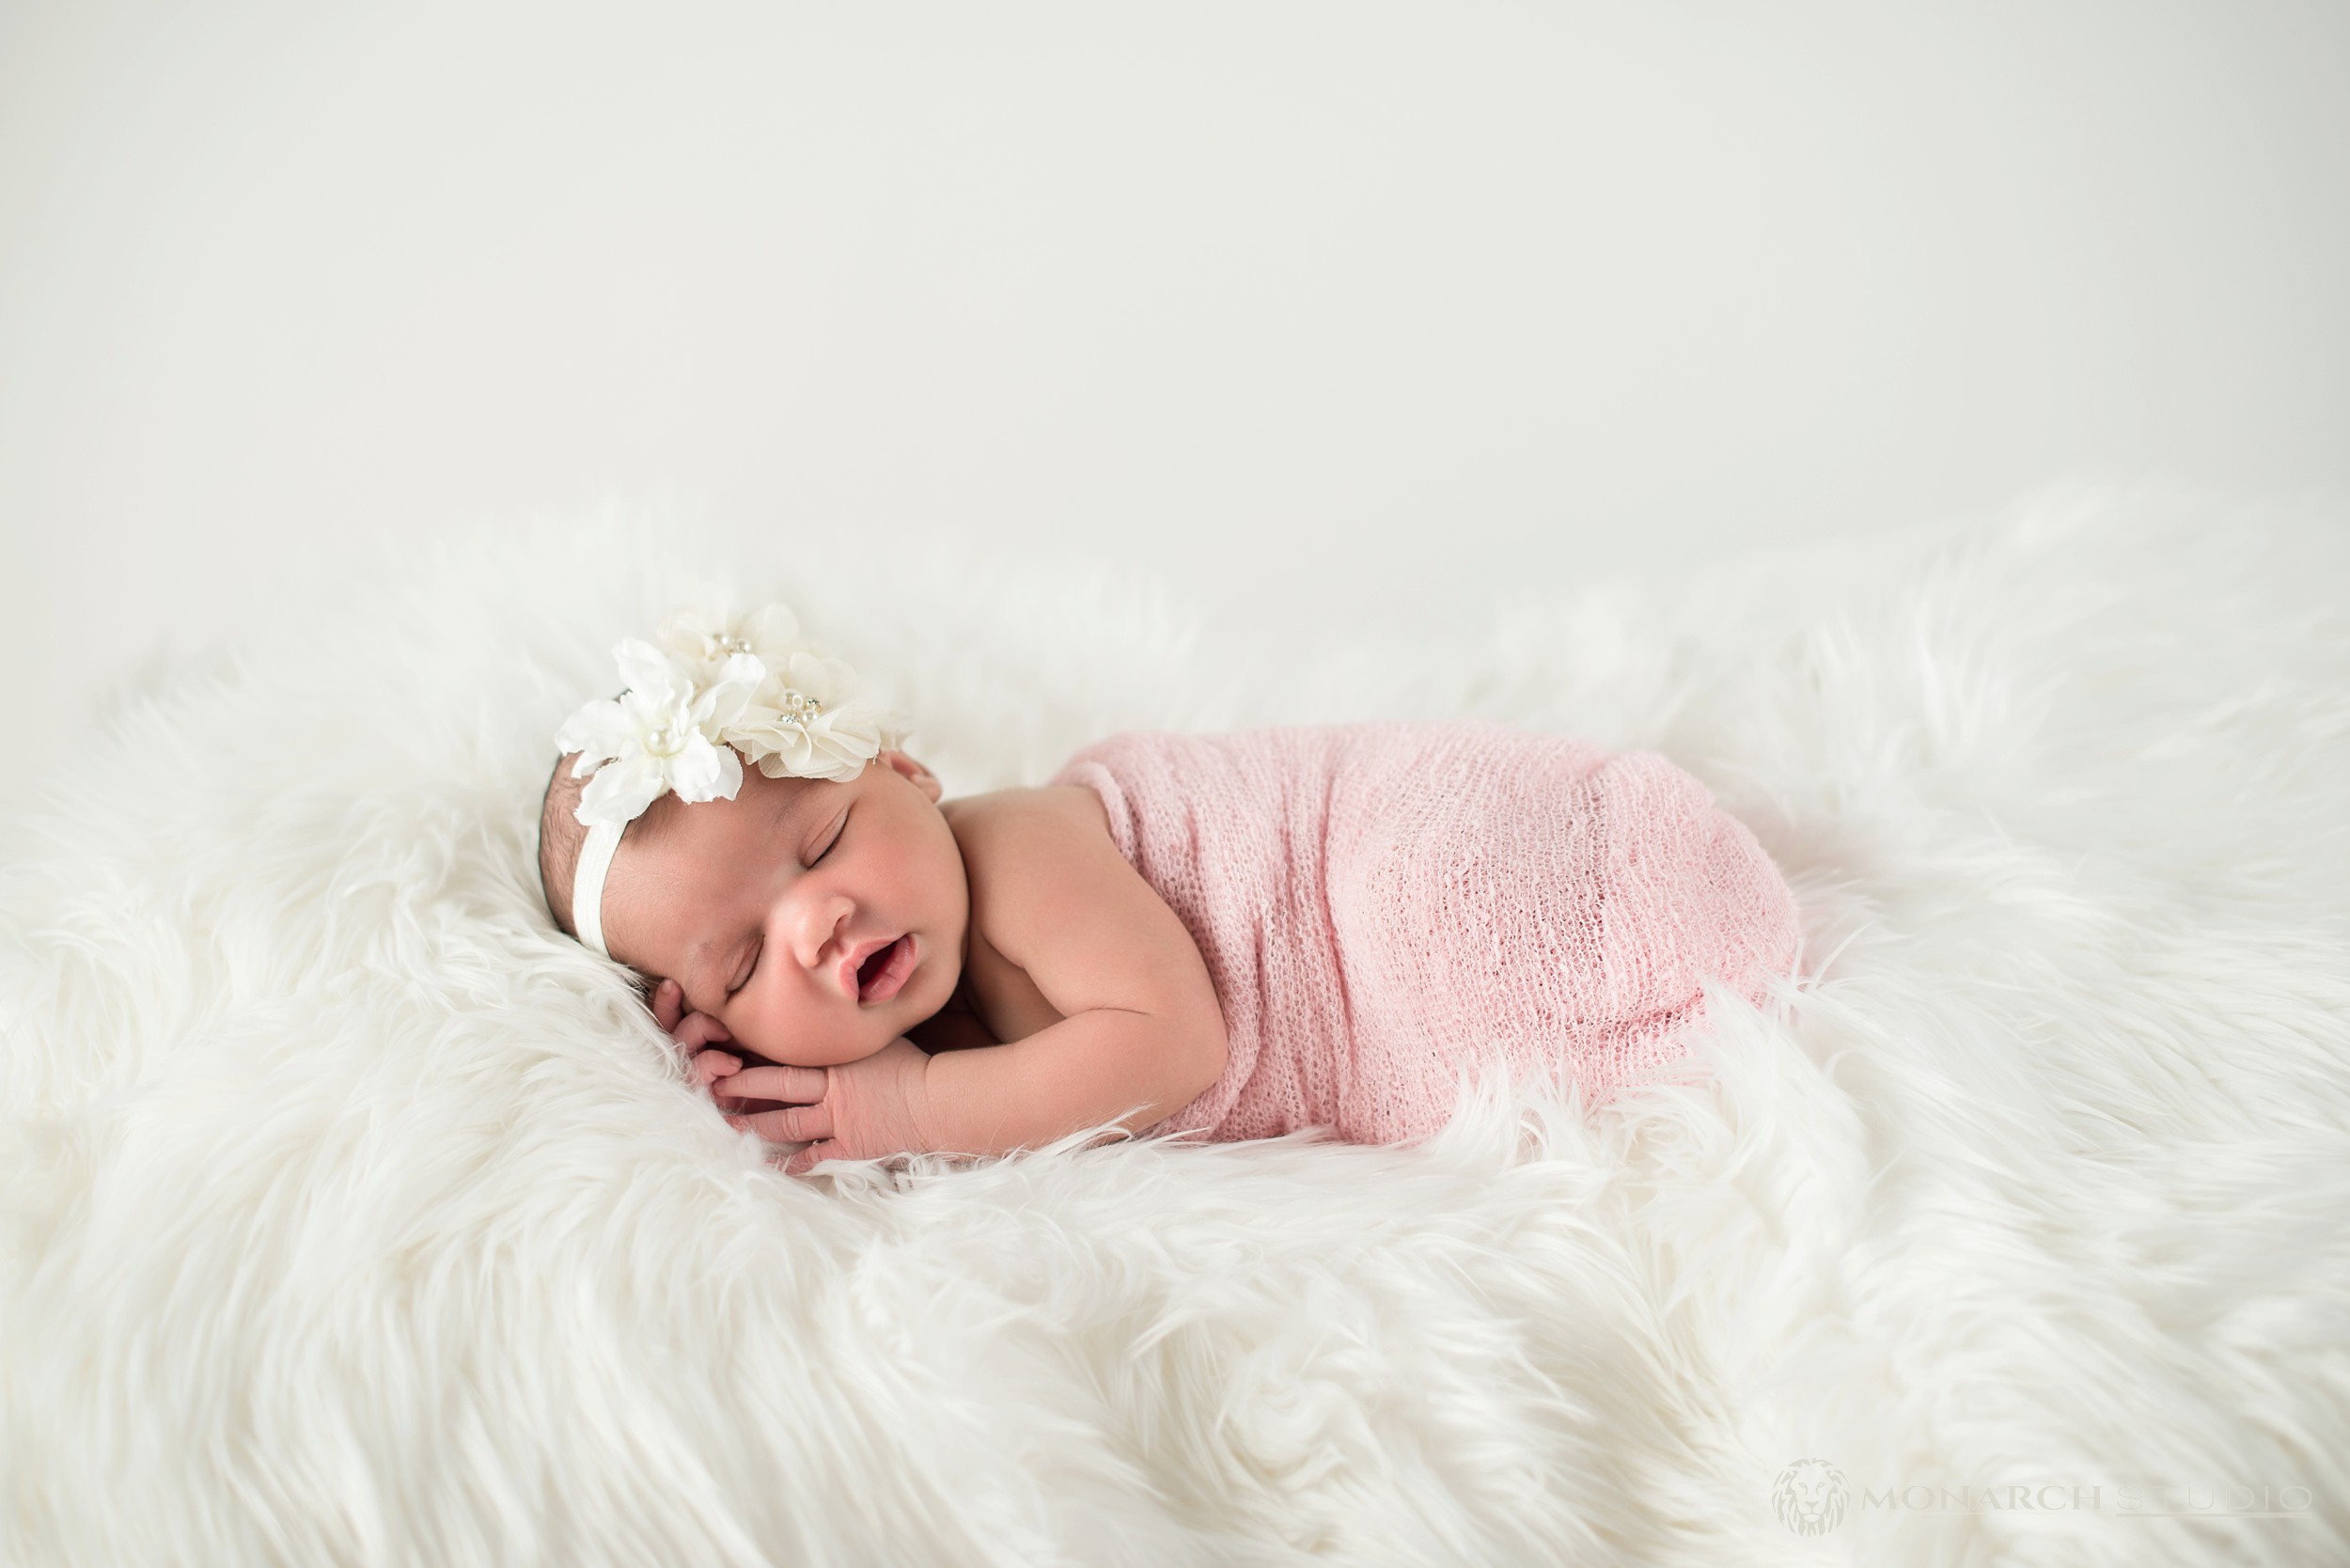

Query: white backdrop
4;0;2346;789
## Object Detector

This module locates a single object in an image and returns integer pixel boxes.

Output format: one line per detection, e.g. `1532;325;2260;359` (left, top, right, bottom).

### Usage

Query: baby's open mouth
855;934;916;1003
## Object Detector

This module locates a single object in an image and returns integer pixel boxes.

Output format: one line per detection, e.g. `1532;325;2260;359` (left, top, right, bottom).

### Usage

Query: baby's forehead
632;779;831;977
613;793;774;961
631;770;816;866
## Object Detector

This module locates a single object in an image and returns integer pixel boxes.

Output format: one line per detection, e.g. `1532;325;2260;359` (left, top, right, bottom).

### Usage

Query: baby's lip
839;933;916;1004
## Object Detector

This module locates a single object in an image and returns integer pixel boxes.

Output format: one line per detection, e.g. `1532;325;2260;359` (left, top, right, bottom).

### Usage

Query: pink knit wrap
1052;724;1801;1144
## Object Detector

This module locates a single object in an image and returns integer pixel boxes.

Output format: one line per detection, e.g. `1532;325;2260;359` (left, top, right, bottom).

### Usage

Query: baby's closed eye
728;938;760;998
807;808;847;865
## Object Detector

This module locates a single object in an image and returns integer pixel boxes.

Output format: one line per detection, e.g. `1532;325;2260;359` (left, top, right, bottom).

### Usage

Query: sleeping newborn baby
539;606;1801;1174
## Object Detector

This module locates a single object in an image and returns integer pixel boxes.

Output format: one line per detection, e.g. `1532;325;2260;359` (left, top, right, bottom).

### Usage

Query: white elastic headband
572;821;622;960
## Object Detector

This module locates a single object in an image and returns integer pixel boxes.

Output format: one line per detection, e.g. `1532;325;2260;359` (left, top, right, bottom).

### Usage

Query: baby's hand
650;978;734;1054
650;977;746;1095
718;1037;937;1176
650;978;935;1174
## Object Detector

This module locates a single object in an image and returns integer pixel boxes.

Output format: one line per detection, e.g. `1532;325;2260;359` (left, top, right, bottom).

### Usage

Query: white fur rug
4;489;2345;1566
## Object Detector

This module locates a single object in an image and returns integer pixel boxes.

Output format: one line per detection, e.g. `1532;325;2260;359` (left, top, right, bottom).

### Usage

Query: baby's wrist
905;1041;947;1151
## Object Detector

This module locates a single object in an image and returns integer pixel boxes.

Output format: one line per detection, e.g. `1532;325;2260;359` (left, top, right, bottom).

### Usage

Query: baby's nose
790;891;855;965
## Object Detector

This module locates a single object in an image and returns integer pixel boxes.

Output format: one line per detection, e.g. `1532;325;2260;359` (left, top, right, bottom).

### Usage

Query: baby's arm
912;787;1229;1153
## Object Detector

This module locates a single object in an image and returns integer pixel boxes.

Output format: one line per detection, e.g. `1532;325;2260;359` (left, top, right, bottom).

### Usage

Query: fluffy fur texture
3;488;2345;1566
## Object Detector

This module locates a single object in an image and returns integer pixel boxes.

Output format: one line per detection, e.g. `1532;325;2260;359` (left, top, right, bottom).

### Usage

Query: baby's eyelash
728;940;760;997
810;810;848;865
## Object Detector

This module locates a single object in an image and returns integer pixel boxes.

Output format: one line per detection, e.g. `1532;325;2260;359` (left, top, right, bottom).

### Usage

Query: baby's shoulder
939;784;1134;966
939;784;1111;868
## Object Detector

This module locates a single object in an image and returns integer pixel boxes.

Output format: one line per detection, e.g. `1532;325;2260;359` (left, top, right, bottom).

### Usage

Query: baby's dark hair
538;756;590;937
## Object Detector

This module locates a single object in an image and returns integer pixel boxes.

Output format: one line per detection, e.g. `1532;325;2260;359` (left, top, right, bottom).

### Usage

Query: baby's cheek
747;1024;892;1071
728;996;841;1069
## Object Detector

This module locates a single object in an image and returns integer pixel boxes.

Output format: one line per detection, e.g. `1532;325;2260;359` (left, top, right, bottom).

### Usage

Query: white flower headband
554;604;901;959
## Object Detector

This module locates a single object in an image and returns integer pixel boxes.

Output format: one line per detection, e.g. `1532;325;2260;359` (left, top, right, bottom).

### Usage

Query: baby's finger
784;1140;844;1177
672;1011;733;1052
650;979;684;1032
720;1064;827;1105
690;1050;743;1087
728;1103;833;1144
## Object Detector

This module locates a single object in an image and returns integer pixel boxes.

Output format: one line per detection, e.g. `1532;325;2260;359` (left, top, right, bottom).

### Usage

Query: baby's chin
727;1025;900;1071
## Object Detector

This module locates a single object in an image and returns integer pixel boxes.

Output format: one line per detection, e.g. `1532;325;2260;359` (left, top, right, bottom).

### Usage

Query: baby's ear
879;749;943;803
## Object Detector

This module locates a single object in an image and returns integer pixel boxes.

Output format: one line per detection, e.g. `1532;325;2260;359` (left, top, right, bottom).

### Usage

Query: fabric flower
553;604;908;834
656;604;804;690
723;647;891;784
556;638;763;827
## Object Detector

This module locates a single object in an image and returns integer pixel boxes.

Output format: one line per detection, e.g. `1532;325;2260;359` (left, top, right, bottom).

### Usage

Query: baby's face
598;752;967;1067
